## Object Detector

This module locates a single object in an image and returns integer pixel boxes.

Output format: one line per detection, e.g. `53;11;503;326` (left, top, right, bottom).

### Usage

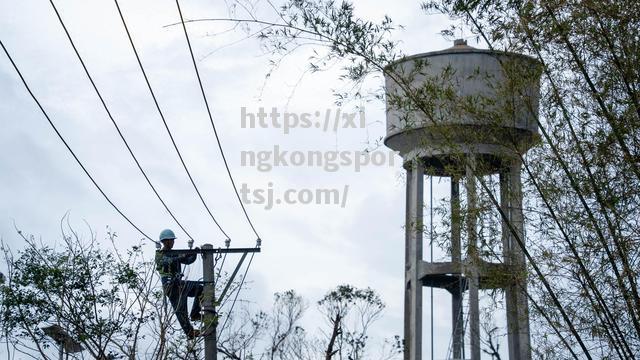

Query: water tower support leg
404;160;424;360
466;161;481;360
502;159;532;360
510;159;532;359
451;178;464;360
501;169;519;360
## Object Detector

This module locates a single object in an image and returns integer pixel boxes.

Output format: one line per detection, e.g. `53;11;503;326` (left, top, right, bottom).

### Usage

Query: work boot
190;312;202;322
187;329;201;339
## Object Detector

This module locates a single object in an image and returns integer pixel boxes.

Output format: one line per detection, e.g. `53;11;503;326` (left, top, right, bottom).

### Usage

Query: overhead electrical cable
48;0;195;241
113;0;230;240
0;40;154;243
175;1;263;333
218;251;255;335
175;0;261;241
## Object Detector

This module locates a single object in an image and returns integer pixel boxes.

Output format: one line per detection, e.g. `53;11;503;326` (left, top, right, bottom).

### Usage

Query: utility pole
167;245;260;360
201;244;217;360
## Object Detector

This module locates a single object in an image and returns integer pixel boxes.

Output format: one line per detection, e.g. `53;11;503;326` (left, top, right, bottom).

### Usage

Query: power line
218;250;256;336
175;0;262;242
48;0;194;241
112;0;230;240
0;40;154;243
214;250;229;289
174;2;264;339
175;1;263;334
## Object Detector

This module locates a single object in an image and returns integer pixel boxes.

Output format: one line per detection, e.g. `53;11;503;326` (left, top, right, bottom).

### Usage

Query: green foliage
222;0;640;357
238;0;402;104
317;285;386;360
0;224;156;359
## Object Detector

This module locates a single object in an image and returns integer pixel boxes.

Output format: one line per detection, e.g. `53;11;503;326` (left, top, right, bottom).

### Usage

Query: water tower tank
384;39;542;174
386;40;541;360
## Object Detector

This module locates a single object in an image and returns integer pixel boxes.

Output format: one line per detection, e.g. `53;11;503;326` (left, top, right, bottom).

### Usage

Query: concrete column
404;160;424;360
501;159;532;360
509;159;532;359
465;161;481;360
202;244;217;360
451;178;464;360
501;169;519;360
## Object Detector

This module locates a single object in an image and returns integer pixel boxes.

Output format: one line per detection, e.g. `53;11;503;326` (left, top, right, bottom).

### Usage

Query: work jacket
155;250;197;283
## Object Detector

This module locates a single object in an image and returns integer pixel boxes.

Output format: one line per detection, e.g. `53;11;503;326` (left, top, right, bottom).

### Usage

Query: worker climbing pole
155;229;203;339
154;228;261;359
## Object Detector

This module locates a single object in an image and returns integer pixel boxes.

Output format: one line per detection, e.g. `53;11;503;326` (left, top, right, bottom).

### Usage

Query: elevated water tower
384;40;541;360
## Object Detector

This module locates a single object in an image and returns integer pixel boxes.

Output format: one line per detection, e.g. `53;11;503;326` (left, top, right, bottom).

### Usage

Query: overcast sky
0;0;503;358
